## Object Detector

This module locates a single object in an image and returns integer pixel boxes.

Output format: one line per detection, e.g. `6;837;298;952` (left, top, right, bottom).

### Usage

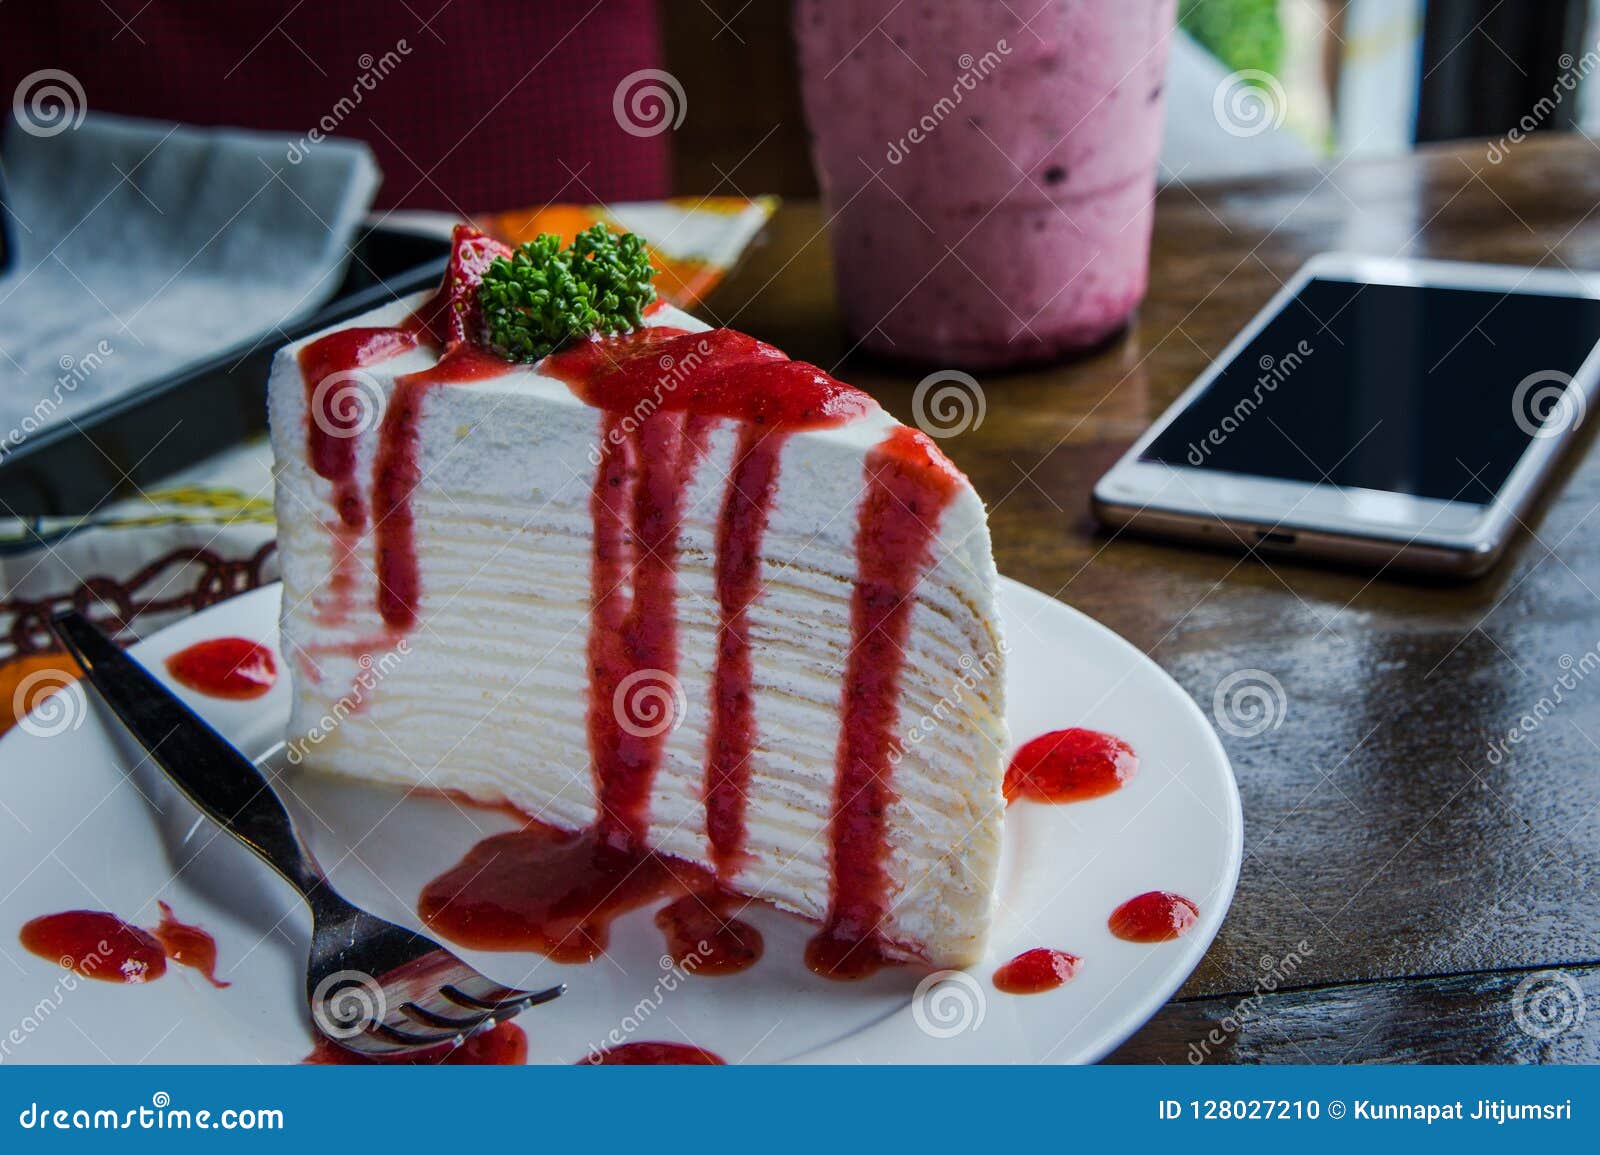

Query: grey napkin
0;112;379;441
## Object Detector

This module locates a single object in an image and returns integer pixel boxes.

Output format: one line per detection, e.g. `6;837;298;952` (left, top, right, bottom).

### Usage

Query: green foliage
478;224;658;362
1179;0;1285;79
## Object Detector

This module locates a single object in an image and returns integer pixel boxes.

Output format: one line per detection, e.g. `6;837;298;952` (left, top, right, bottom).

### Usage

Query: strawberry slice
416;224;513;349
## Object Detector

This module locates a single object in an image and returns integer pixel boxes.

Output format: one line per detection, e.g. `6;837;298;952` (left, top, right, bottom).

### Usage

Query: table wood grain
702;134;1600;1063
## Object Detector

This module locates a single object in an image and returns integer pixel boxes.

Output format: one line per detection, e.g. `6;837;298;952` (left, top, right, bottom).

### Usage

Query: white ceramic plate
0;580;1240;1064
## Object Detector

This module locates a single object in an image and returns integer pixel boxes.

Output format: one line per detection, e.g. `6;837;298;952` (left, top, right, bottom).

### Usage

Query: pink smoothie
794;0;1175;368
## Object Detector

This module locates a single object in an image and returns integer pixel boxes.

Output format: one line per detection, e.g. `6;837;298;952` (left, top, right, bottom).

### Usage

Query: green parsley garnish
477;224;658;362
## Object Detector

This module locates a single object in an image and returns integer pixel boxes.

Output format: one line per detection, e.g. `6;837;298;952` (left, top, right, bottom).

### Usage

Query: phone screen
1140;277;1600;505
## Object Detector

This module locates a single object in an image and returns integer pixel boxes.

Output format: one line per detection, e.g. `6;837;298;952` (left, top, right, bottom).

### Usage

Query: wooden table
704;134;1600;1063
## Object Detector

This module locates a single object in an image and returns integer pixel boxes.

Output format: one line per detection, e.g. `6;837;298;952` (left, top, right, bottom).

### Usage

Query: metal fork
50;609;563;1059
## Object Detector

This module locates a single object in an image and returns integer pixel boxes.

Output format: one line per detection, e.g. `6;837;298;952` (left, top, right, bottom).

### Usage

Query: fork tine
438;979;523;1004
440;981;565;1011
399;1002;498;1031
371;1021;469;1048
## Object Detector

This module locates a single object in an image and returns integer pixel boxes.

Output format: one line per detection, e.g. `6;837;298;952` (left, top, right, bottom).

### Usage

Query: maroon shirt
0;0;670;211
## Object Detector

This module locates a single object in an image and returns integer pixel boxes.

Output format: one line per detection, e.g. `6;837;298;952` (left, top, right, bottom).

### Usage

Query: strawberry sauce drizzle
542;328;873;856
1109;891;1200;942
164;637;277;701
1005;728;1137;804
372;345;511;630
297;325;422;625
295;224;511;632
655;891;764;975
993;947;1080;994
805;426;964;979
703;425;789;877
419;819;687;963
20;911;166;984
423;328;949;976
580;407;713;847
21;905;228;987
152;901;230;988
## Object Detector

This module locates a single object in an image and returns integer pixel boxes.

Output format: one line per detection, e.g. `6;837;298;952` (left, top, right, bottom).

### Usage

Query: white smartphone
1092;253;1600;577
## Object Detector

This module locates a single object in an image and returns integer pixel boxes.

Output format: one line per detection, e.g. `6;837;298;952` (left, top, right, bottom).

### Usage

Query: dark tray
0;224;450;517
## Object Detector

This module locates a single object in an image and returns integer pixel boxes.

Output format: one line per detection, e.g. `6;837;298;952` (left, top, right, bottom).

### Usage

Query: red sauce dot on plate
1108;891;1199;943
802;929;902;981
418;822;688;964
153;901;230;988
164;637;277;700
303;1020;528;1065
578;1042;725;1065
1004;728;1136;803
19;910;167;983
993;947;1080;994
655;892;763;976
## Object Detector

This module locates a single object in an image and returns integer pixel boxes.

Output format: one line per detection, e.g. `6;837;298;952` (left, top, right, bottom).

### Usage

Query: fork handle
51;610;332;903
